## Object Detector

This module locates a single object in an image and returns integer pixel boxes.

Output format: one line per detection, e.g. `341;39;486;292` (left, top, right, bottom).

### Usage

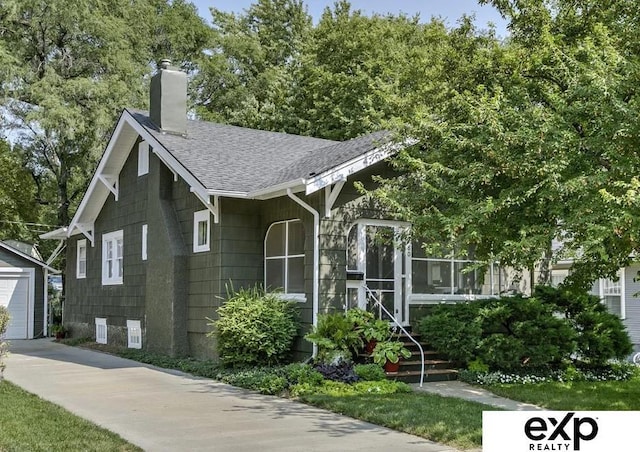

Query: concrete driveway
4;340;460;452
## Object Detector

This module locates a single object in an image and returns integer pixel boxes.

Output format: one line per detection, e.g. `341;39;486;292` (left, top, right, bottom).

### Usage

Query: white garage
0;242;55;339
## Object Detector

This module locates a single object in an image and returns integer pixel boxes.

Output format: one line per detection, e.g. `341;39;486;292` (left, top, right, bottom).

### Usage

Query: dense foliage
304;311;363;362
418;287;632;371
208;286;299;367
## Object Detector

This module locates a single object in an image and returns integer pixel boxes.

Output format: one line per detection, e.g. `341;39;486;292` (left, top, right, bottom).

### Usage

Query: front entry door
346;221;409;325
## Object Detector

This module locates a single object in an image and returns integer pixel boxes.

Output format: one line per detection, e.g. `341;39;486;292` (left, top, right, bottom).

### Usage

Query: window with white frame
138;141;149;176
193;210;210;253
141;224;148;261
102;230;123;285
95;317;107;344
127;320;142;349
77;239;87;279
265;219;305;295
600;270;624;318
551;269;569;287
411;242;504;297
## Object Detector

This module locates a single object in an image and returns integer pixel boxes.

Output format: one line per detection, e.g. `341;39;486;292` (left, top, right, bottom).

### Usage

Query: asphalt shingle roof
128;109;391;194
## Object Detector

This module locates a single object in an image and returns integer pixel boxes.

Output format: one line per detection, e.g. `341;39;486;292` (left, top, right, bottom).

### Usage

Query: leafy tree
194;0;312;132
0;139;38;241
0;0;209;229
375;0;640;288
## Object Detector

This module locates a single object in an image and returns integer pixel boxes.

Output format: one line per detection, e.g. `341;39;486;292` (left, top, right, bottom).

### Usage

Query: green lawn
298;391;496;450
0;380;141;452
487;375;640;410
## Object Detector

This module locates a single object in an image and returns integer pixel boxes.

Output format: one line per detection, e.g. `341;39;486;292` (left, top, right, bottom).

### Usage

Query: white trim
193;210;210;253
76;239;87;279
137;141;149;176
95;317;107;344
127;320;142;349
0;242;57;272
141;224;148;261
43;268;48;337
192;191;219;223
249;179;305;200
324;181;345;218
98;174;119;201
101;230;123;285
76;223;95;246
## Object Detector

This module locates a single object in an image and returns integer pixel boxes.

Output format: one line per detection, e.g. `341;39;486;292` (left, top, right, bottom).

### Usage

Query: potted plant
372;340;412;373
51;324;67;340
361;319;390;354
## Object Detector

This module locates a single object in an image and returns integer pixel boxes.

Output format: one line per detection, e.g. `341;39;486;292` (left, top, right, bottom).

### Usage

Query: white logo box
483;411;640;452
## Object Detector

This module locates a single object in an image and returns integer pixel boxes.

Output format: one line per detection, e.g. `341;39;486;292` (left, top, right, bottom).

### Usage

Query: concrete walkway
5;339;459;452
412;381;543;411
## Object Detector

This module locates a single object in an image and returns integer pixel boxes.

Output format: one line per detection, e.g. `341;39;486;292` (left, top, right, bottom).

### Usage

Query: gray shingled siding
624;266;640;349
0;248;46;338
65;138;148;346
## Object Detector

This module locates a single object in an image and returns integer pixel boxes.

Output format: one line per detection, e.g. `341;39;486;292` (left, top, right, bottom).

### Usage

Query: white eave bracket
152;149;179;181
76;223;95;246
192;189;219;223
324;180;345;218
98;174;119;201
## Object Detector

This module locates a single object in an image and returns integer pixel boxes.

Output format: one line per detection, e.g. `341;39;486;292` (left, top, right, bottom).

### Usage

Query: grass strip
0;380;141;452
487;375;640;410
298;391;496;450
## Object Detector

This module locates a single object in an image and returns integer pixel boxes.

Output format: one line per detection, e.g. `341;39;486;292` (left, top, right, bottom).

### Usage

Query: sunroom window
411;243;503;297
265;219;305;294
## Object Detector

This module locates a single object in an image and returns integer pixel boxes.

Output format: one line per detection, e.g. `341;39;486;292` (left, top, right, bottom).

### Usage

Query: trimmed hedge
418;286;632;372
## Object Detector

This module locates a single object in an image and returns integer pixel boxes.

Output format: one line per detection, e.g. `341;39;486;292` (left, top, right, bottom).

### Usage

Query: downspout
286;188;319;359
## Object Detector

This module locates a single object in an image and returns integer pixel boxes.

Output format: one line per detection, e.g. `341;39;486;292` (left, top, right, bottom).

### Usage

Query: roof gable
63;109;399;240
0;241;56;271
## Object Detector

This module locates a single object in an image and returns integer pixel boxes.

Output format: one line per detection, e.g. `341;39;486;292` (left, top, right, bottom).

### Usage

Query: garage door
0;274;29;339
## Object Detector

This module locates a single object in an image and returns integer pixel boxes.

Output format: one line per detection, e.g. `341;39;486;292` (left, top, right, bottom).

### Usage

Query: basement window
193;210;210;253
95;318;107;344
127;320;142;349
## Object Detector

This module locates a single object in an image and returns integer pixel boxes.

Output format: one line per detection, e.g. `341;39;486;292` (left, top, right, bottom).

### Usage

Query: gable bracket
324;180;345;218
192;189;219;223
76;223;95;246
98;174;119;201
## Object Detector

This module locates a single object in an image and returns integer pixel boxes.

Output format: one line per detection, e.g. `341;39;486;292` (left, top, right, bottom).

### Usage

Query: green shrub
535;286;633;364
304;311;362;363
278;363;324;386
0;305;9;380
354;363;386;381
216;368;289;395
291;379;411;397
208;285;299;367
417;302;483;363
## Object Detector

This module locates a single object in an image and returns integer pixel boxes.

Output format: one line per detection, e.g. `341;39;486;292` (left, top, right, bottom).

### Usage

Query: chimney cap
160;59;172;69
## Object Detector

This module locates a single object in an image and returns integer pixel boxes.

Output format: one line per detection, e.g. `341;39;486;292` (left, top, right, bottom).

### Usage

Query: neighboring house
0;241;56;339
42;61;517;359
552;264;640;353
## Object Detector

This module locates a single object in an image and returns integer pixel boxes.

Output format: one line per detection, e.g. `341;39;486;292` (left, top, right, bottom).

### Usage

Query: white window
193;210;210;253
127;320;142;349
411;242;505;298
138;141;149;176
551;269;569;287
76;239;87;279
600;270;625;318
102;230;123;285
95;317;107;344
265;219;305;295
141;224;148;261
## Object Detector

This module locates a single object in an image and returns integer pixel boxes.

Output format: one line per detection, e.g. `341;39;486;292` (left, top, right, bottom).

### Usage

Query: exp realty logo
483;411;640;452
524;412;598;451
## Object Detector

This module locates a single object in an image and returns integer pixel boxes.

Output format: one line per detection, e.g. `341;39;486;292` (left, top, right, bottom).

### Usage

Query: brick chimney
149;59;187;135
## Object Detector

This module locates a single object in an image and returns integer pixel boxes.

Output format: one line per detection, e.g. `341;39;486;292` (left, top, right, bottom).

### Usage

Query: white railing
364;286;425;387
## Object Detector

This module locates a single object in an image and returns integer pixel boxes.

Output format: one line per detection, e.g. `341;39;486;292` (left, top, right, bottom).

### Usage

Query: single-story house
0;241;56;339
39;61;529;358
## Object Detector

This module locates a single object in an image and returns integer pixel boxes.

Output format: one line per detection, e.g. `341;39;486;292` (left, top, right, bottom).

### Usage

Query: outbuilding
0;241;56;339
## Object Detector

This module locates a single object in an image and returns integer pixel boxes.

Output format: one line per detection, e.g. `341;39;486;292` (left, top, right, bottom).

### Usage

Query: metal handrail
364;285;425;387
